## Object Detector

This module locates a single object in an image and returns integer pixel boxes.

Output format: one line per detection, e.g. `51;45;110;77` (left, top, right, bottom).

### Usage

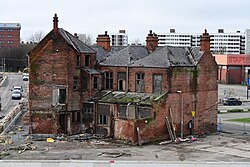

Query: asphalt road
0;73;28;117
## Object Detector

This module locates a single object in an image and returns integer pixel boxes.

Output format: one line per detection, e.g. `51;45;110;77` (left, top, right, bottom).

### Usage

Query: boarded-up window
136;73;145;93
138;107;152;119
153;74;163;94
118;104;136;119
118;72;126;91
105;72;113;89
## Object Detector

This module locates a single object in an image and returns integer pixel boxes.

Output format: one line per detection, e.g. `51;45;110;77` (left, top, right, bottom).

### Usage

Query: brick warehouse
28;14;218;144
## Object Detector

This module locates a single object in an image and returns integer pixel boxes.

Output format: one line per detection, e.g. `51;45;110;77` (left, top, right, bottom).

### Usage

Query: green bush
227;109;243;113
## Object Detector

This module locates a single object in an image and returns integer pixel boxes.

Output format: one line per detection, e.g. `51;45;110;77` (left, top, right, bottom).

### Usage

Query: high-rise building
111;30;128;46
158;29;247;54
0;23;21;49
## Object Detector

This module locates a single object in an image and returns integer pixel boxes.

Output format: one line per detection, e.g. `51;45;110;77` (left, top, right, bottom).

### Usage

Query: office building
0;23;21;49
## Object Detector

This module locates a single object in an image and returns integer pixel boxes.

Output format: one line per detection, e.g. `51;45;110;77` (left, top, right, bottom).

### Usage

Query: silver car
12;90;22;100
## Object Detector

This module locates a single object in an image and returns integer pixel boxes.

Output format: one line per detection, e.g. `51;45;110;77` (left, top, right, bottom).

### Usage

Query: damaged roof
84;68;101;75
132;46;203;68
59;28;96;53
93;90;167;106
99;45;149;66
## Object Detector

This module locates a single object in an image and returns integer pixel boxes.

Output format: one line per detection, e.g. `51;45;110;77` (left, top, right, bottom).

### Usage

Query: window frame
105;72;113;90
73;77;79;90
136;73;145;93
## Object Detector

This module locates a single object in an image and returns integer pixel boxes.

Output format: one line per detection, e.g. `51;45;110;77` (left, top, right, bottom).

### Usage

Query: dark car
223;98;242;105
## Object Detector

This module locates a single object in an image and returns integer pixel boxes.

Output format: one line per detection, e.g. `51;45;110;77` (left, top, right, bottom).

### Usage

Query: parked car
22;74;29;81
223;97;242;105
12;85;23;92
12;90;22;100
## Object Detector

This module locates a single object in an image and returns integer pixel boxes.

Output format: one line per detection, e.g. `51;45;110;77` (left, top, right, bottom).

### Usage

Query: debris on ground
97;152;131;158
47;138;55;143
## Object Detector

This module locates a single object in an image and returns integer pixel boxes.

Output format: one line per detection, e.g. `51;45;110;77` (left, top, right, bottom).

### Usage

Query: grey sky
1;0;250;43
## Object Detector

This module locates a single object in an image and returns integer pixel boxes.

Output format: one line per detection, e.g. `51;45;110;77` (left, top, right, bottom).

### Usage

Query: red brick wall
29;31;82;133
112;52;218;143
0;28;20;48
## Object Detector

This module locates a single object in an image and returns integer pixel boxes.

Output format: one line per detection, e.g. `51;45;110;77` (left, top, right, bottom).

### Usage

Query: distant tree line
0;44;35;72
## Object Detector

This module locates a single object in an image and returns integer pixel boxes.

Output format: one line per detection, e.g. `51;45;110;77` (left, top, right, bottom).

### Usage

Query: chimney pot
146;30;158;52
53;13;59;31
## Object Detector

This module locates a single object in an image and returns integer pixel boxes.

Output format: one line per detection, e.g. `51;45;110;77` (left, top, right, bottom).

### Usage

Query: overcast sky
1;0;250;43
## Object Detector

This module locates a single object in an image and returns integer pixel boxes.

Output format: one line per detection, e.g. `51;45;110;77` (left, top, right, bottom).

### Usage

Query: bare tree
131;38;142;45
78;34;93;45
29;31;45;44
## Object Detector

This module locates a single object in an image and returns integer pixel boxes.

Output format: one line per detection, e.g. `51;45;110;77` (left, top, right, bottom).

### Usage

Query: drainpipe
177;90;183;139
126;56;131;92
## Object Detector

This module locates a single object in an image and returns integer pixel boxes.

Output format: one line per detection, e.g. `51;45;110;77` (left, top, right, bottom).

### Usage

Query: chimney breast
96;31;111;51
146;30;158;52
53;13;59;31
200;29;210;52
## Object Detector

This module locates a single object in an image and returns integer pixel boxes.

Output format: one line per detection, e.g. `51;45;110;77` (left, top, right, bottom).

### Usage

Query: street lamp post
177;90;184;139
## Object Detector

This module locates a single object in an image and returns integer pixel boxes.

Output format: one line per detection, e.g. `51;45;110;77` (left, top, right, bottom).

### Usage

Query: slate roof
58;28;96;53
132;46;203;68
99;45;149;66
91;46;111;62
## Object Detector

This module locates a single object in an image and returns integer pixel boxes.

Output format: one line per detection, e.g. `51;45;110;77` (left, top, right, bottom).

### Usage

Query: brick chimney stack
96;31;111;52
146;30;158;52
200;29;210;52
53;13;59;31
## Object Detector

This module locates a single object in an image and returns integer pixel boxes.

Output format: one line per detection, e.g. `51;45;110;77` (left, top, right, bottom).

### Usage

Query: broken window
58;88;66;104
136;73;145;93
117;72;126;91
82;76;88;90
76;111;81;123
99;115;108;125
76;55;80;67
82;103;94;123
73;77;79;90
72;111;75;123
105;72;113;89
98;104;110;125
53;87;66;106
93;77;98;89
85;55;90;67
153;74;163;94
